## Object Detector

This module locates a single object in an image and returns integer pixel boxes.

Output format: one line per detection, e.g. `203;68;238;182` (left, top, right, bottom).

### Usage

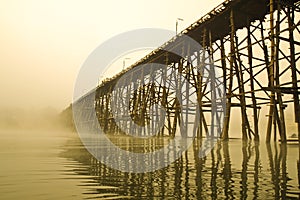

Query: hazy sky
0;0;224;110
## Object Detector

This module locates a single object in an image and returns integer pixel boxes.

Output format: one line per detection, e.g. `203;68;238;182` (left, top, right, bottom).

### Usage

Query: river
0;129;299;199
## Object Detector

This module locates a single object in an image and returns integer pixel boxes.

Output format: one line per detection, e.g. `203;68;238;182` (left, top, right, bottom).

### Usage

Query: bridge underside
74;0;300;143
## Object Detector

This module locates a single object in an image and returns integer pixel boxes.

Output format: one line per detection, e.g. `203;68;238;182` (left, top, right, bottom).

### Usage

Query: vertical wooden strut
104;93;110;133
201;28;209;137
128;73;134;134
220;39;229;140
247;22;259;141
186;44;191;137
195;50;203;139
274;1;286;142
266;0;276;142
222;13;235;140
149;67;155;136
141;66;146;136
209;30;217;138
287;6;300;143
179;43;186;137
235;35;252;140
194;28;209;139
160;53;168;136
172;63;179;137
230;9;249;140
163;55;173;137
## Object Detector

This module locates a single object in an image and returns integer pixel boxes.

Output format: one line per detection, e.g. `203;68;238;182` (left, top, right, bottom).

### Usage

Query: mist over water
0;106;74;131
0;105;80;199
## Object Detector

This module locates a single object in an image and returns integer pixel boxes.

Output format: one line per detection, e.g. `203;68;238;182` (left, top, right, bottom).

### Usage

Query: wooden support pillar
223;13;236;140
221;38;231;140
163;53;170;136
158;66;168;136
288;7;300;126
178;44;186;137
101;94;105;128
114;87;120;134
128;73;134;135
185;44;191;137
200;29;209;137
266;0;276;142
247;23;259;141
140;66;146;136
230;9;249;140
172;63;180;137
287;7;300;145
104;93;109;133
235;37;252;140
274;2;286;142
149;68;156;136
195;51;203;139
209;30;217;138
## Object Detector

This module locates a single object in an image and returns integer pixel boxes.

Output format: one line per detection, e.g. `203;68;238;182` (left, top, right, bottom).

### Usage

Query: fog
0;106;73;131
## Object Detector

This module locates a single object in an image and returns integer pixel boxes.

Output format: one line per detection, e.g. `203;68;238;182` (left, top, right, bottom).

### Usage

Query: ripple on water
0;130;299;199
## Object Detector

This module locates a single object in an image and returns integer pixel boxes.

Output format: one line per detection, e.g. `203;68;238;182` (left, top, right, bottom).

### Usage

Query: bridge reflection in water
61;137;300;199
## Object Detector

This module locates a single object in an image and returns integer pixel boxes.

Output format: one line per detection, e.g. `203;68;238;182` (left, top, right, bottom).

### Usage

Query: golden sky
0;0;224;110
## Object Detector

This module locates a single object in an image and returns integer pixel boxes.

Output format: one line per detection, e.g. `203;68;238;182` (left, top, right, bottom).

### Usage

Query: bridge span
73;0;300;143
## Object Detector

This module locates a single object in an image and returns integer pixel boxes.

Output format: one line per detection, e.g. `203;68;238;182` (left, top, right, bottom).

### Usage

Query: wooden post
266;0;276;142
247;23;259;141
274;1;286;142
230;9;249;140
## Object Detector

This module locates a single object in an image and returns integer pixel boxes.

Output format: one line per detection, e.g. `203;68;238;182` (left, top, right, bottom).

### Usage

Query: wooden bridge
73;0;300;143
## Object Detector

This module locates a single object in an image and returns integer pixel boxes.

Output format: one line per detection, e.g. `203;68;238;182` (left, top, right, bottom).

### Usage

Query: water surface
1;130;299;199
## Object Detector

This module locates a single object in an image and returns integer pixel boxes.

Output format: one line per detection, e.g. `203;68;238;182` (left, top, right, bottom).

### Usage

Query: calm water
0;130;300;199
